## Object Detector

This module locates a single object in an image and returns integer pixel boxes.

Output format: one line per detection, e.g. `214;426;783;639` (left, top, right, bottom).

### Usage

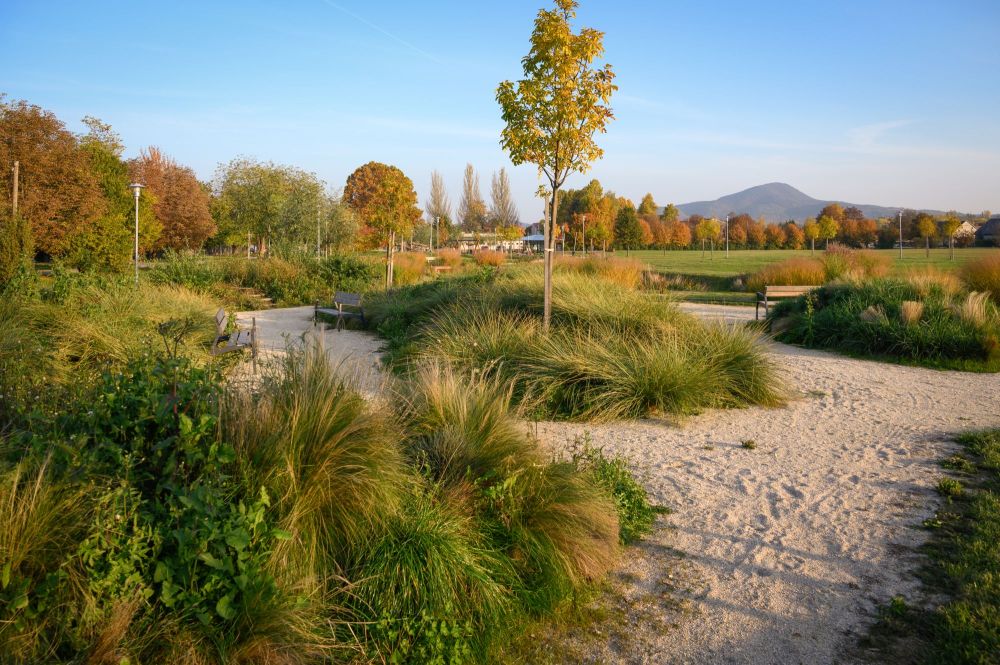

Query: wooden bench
315;291;365;331
212;309;258;359
756;285;816;320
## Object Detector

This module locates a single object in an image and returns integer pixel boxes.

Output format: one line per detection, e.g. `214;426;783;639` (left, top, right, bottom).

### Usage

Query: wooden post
11;161;19;217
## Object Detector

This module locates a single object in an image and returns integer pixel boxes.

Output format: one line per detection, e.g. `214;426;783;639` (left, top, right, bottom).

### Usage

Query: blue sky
3;0;999;221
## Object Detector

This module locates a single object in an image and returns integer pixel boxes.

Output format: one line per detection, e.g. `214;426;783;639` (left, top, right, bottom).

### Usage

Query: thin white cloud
317;0;443;64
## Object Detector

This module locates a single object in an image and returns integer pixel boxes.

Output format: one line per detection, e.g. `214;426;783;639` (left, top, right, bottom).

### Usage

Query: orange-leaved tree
343;162;422;288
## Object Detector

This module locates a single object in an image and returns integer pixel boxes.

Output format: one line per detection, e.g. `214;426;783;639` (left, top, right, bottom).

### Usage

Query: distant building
523;234;545;251
975;218;1000;246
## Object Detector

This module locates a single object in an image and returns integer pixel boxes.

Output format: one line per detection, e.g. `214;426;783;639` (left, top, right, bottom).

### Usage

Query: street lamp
129;183;144;286
897;210;903;259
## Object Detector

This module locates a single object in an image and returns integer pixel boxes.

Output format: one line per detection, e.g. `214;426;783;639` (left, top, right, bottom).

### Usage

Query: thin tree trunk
950;235;955;260
925;236;929;258
543;190;556;332
811;238;815;255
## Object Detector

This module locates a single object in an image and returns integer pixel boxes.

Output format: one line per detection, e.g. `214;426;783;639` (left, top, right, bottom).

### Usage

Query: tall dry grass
392;251;427;285
745;258;826;293
960;252;1000;302
553;255;646;290
472;249;506;267
435;248;462;269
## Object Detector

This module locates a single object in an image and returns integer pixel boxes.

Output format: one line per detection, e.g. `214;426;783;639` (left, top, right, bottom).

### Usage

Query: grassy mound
772;278;1000;371
366;264;785;421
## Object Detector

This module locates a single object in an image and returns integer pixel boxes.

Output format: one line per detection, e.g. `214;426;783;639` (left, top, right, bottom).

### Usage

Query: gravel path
536;312;999;664
242;304;998;664
235;305;384;393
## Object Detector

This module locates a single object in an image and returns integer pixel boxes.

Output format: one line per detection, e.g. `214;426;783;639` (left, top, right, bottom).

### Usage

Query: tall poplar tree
457;163;487;232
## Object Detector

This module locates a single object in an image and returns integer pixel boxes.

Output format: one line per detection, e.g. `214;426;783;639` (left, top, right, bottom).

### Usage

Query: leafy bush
148;252;382;307
569;439;661;544
773;279;1000;371
960;251;1000;303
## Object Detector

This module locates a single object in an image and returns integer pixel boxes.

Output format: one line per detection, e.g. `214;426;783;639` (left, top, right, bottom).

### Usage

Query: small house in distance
975;217;1000;246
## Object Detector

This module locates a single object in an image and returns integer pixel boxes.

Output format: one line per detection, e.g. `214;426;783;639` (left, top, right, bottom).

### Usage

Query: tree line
550;186;985;254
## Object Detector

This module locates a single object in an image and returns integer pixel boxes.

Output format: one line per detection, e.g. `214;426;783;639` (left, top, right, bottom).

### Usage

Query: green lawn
630;247;997;282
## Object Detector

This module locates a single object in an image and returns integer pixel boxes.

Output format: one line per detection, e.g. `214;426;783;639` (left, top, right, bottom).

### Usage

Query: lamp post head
129;183;145;199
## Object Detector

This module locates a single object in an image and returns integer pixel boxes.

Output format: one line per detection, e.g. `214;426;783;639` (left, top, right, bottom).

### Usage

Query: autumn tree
695;217;722;257
803;218;820;254
661;203;680;224
129;147;214;252
764;223;786;249
637;192;657;217
69;117;158;271
343;161;422;287
671;220;692;249
0;97;105;257
818;215;840;249
940;213;962;260
818;202;845;224
638;218;654;247
458;163;487;232
211;157;325;254
914;212;938;258
489;167;519;228
614;204;641;255
783;222;805;249
497;0;616;328
424;171;451;226
746;218;766;249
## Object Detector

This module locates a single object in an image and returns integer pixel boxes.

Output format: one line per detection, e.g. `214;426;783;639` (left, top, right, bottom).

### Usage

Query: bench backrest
215;308;227;335
764;285;816;296
335;291;362;307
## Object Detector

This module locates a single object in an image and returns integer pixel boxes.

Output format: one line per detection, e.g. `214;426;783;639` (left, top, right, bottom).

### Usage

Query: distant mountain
673;183;943;222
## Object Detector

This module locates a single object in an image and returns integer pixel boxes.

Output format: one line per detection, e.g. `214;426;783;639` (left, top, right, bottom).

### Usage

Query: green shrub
773;279;1000;371
569;440;661;544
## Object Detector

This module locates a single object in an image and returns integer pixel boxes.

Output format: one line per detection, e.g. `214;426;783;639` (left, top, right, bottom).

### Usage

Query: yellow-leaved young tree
496;0;616;329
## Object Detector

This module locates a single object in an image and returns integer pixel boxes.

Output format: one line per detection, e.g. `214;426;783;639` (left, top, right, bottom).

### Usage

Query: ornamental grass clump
376;266;784;421
745;257;826;293
473;249;506;267
960;251;1000;303
435;247;463;269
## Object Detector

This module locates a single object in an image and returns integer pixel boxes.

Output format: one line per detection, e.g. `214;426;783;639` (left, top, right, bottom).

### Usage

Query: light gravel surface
536;332;999;664
234;305;384;393
241;303;999;664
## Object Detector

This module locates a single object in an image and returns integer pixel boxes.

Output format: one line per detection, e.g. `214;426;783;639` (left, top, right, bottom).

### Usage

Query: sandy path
234;306;384;393
240;303;998;664
535;309;999;664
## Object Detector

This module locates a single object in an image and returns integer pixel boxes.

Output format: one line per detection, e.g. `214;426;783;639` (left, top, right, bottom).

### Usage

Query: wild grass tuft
959;251;1000;302
392;251;428;285
745;257;826;292
435;248;463;269
473;249;506;267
